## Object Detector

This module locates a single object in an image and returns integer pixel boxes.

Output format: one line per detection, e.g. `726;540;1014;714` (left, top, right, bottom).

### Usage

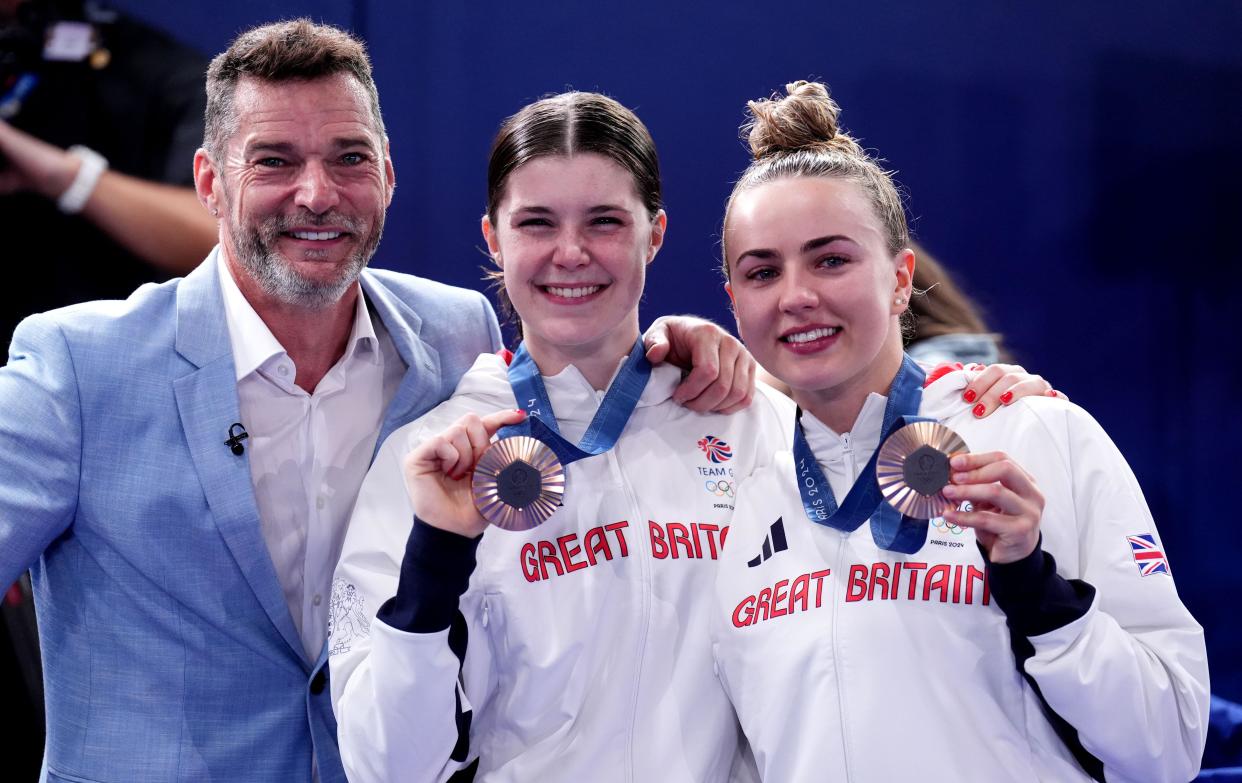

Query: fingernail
1000;391;1013;404
1045;389;1059;397
972;403;986;418
949;455;967;469
962;389;977;403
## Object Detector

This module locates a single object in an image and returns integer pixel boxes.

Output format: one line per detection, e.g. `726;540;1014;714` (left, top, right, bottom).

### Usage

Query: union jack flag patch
1127;534;1169;577
698;435;733;463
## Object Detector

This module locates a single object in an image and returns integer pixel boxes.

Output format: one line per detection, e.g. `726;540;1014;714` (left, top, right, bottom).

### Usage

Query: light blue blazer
0;251;502;782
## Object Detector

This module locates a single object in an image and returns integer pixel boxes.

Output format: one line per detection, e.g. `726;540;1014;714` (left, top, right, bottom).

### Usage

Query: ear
724;281;735;309
481;214;502;266
193;148;220;216
646;209;668;264
383;139;396;207
892;247;915;314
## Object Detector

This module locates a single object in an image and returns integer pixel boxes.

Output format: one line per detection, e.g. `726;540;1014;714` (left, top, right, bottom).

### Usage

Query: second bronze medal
875;421;969;520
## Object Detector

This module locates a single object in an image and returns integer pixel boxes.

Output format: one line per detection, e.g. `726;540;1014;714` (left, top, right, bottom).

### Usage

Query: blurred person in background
0;0;217;342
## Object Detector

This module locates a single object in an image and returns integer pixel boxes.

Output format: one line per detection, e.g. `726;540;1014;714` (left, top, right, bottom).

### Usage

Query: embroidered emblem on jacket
328;578;370;655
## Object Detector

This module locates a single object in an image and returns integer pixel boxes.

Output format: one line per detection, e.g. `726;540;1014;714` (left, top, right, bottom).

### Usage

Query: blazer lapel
172;253;305;664
361;273;444;450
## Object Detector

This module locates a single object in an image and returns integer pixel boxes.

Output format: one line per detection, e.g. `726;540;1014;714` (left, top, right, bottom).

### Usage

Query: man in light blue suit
0;19;753;782
0;20;500;782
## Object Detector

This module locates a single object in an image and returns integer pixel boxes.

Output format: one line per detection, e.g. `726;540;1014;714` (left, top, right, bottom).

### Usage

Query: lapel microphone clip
225;423;249;455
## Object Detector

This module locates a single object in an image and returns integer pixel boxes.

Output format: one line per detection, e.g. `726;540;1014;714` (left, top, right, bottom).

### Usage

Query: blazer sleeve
1005;401;1209;783
330;421;497;783
0;315;83;585
479;292;504;354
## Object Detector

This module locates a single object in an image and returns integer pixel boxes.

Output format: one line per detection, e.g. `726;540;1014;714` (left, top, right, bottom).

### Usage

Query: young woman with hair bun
710;80;1208;782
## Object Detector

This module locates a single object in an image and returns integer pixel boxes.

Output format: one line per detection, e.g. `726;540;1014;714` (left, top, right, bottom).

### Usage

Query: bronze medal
472;436;565;531
875;421;969;520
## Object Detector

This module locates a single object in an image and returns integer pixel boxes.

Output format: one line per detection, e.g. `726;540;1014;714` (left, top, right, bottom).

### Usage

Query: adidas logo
747;517;788;567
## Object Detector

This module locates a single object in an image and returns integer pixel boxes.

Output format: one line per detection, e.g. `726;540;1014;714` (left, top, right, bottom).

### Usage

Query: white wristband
57;145;108;214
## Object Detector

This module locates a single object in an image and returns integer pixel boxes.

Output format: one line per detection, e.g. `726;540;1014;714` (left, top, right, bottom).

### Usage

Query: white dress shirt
218;260;404;660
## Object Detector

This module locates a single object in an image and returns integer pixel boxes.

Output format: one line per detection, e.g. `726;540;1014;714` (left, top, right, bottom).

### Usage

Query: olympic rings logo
705;480;734;498
931;517;964;535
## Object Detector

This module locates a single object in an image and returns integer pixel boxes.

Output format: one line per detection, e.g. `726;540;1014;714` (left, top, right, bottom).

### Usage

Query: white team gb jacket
330;352;794;782
711;369;1209;782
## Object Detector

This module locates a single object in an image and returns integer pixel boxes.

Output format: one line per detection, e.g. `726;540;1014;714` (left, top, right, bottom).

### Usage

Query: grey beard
233;210;383;310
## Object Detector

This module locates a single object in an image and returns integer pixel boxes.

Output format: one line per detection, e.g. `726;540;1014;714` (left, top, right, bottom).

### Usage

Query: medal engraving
496;460;542;508
472;436;565;531
876;421;968;519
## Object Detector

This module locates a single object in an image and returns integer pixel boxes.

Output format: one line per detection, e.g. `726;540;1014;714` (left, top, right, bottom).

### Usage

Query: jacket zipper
612;405;650;783
834;430;857;780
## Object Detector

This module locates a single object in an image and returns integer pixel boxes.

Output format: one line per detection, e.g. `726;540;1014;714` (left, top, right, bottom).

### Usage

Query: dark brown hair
204;19;384;159
486;91;661;221
484;91;662;323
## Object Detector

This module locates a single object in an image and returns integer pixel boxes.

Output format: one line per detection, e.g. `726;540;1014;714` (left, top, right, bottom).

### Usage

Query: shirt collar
216;255;379;383
539;353;679;415
800;390;889;460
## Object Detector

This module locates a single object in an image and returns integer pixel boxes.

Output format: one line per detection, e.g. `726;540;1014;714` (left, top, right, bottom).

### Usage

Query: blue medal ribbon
792;354;935;554
501;338;651;468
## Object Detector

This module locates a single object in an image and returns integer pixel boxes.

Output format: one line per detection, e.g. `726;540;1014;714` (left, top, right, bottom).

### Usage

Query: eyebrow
510;204;632;215
801;234;853;253
244;137;378;156
734;234;854;265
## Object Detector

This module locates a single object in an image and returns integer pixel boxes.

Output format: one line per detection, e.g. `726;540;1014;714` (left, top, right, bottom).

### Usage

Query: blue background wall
115;0;1242;697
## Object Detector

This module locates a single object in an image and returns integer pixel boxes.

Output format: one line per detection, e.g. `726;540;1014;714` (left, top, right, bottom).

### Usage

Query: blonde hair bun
744;80;862;160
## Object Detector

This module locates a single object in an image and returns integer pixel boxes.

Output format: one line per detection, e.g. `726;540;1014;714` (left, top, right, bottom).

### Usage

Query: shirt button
316;496;326;510
278;365;289;376
313;594;322;606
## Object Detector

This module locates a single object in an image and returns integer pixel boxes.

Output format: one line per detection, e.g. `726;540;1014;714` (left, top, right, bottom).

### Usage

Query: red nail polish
962;389;976;403
1000;391;1013;404
973;403;986;418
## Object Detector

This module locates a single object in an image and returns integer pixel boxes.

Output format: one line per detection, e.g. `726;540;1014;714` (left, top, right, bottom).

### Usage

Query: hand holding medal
401;409;530;539
940;451;1045;564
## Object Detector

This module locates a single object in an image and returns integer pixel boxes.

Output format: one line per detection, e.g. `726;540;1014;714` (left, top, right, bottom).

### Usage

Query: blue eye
818;255;848;268
745;267;778;282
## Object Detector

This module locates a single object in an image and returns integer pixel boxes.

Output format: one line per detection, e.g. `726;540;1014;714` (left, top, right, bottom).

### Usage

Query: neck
522;323;640;391
792;337;905;434
225;257;359;394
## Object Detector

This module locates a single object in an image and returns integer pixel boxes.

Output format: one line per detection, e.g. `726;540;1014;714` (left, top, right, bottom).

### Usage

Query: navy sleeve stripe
984;539;1096;637
989;540;1105;780
376;517;480;633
